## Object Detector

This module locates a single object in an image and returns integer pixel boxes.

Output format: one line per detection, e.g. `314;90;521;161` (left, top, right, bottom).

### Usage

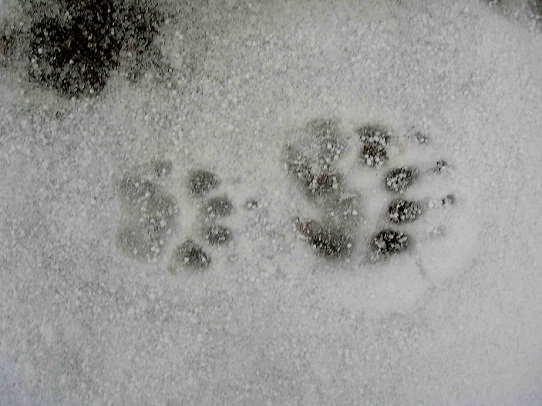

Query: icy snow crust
1;0;541;404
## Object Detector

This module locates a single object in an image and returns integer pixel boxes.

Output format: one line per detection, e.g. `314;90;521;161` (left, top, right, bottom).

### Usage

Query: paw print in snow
284;119;456;263
114;163;237;271
168;169;237;272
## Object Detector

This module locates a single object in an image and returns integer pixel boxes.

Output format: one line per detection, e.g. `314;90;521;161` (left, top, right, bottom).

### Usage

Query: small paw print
168;169;237;273
114;163;238;272
284;119;456;263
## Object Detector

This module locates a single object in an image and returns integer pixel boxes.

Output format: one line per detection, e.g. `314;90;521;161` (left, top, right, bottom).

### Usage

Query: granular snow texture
0;0;541;405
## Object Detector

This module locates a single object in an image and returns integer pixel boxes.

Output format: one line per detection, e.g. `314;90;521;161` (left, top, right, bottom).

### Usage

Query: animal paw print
284;119;456;263
115;163;237;272
168;169;237;272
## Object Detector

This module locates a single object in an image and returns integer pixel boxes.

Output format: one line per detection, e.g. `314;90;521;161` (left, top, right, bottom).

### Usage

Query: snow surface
0;0;541;404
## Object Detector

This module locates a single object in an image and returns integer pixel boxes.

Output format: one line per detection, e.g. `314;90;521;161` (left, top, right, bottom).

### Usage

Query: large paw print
284;119;456;263
114;162;238;272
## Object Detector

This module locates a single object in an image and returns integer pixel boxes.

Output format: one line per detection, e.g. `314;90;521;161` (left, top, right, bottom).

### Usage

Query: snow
0;0;541;404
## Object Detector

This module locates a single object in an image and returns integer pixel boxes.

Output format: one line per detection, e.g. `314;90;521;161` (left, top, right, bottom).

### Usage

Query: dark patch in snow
285;117;455;263
188;169;220;197
203;195;234;219
385;167;418;193
388;199;423;224
369;229;410;257
297;219;353;259
357;124;391;167
22;0;164;96
171;239;211;270
204;224;233;246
